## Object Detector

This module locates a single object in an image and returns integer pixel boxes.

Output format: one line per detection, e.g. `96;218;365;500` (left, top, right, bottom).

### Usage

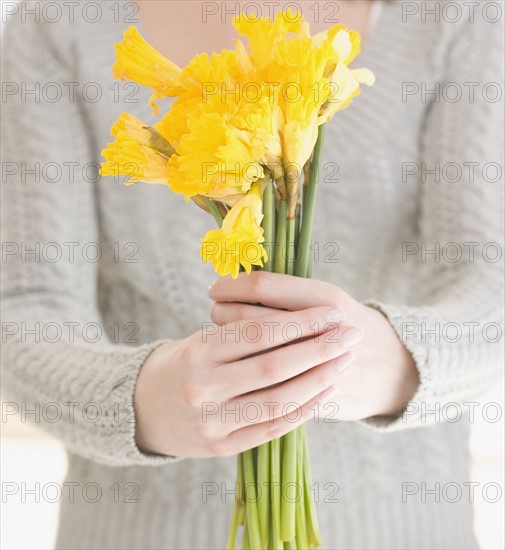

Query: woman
2;0;503;548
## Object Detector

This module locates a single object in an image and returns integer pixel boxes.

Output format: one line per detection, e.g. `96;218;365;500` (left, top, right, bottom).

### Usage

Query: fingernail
325;308;346;323
342;327;364;348
335;352;355;374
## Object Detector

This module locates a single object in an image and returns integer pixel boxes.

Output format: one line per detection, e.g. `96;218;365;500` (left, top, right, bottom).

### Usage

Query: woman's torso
55;2;476;548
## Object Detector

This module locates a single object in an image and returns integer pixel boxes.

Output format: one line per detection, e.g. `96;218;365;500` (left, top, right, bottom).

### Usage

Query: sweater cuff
356;300;436;432
90;340;184;467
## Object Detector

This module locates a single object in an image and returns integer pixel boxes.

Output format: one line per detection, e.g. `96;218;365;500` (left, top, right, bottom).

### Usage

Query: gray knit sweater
1;1;503;549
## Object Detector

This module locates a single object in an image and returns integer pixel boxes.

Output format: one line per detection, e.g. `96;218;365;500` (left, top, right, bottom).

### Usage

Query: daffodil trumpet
101;10;374;549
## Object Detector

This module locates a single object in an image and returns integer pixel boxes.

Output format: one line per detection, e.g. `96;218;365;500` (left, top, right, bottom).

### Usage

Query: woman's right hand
133;306;364;458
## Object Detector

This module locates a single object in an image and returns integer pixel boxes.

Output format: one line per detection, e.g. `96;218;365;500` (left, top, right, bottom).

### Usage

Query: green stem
302;425;321;548
294;204;301;247
227;500;240;550
203;196;224;227
294;204;301;276
227;453;245;549
238;453;245;526
270;438;283;550
229;137;325;547
295;427;309;550
243;519;250;550
302;164;310;211
242;450;261;550
262;180;275;272
294;124;326;278
286;217;296;276
281;428;297;542
274;200;287;274
257;444;270;548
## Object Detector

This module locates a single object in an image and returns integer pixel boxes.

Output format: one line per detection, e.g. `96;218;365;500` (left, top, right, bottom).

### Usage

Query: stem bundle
227;126;327;549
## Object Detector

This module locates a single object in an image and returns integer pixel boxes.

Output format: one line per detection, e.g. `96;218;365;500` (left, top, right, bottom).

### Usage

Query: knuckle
181;381;206;408
258;355;281;382
239;320;266;346
317;340;333;363
238;303;252;321
255;322;273;346
250;271;273;300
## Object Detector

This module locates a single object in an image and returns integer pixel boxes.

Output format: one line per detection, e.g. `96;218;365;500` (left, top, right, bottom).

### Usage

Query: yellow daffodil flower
233;9;302;70
113;27;188;115
154;47;255;145
167;112;264;200
200;182;267;278
268;36;334;212
106;14;374;276
157;94;279;202
315;27;376;121
313;24;361;65
100;112;173;184
318;62;376;123
229;96;283;162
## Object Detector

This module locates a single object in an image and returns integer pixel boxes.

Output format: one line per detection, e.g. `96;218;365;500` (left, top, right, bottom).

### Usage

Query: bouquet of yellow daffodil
101;10;374;549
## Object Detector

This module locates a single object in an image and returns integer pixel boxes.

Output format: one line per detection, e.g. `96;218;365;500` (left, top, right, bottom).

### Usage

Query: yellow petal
101;137;169;184
100;112;172;184
318;60;376;122
282;115;319;171
166;112;263;200
332;30;353;62
353;67;376;86
233;9;303;69
113;26;186;114
233;39;254;75
313;24;361;65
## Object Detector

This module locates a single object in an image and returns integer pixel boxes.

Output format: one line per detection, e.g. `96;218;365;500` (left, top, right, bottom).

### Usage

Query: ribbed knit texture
1;1;503;549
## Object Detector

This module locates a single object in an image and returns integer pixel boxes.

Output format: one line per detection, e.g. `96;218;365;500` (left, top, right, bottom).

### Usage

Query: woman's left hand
209;271;420;422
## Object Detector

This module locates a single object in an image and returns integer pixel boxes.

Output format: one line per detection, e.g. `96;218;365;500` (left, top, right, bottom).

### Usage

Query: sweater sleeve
360;14;504;431
0;5;179;466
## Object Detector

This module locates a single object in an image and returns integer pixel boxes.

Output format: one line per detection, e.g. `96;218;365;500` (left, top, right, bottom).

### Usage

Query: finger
208;271;347;311
220;351;355;431
216;386;336;456
210;302;279;325
202;306;347;365
214;325;363;397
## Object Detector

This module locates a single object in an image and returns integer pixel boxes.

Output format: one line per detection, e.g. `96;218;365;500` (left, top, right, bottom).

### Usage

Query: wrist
367;306;420;417
133;342;173;454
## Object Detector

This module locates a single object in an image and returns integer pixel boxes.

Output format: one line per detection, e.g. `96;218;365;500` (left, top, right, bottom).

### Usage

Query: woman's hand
209;271;420;423
134;304;364;458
